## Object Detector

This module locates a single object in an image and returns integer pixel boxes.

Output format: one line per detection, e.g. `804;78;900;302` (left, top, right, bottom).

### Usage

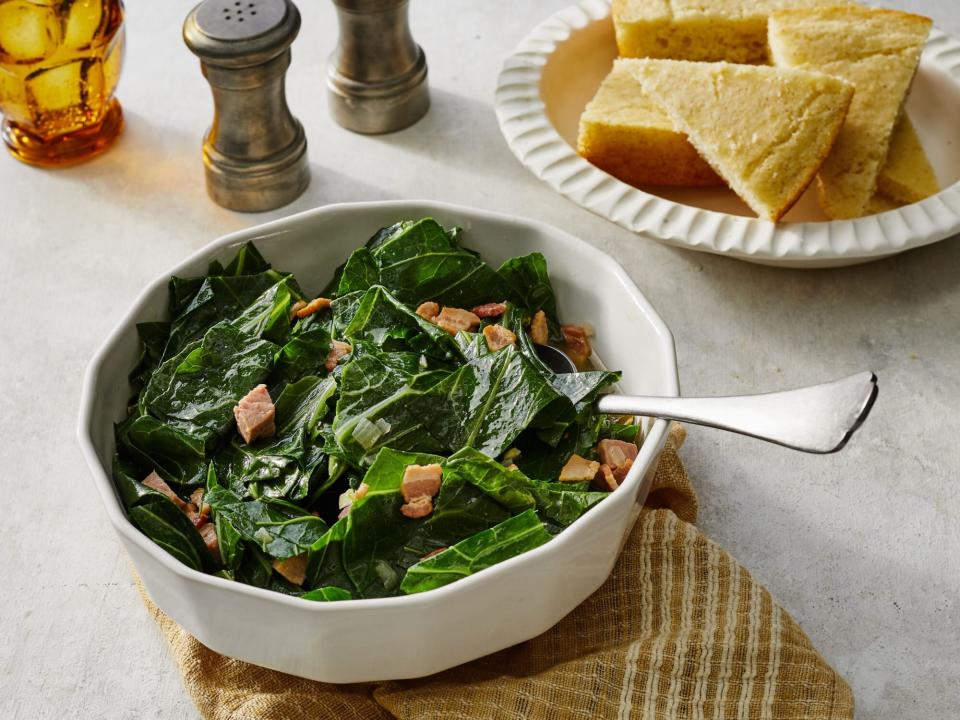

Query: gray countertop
1;1;956;717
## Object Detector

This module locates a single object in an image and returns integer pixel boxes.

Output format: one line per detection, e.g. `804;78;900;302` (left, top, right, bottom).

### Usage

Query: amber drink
0;0;124;166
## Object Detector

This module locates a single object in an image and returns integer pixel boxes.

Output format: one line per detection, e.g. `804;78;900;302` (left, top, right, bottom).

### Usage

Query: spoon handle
596;371;878;454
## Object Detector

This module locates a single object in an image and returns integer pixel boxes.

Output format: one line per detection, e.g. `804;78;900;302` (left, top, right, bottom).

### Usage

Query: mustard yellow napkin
136;424;853;720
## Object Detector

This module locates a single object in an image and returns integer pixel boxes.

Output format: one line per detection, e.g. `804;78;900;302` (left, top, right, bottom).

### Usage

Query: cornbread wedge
577;68;935;211
865;194;902;215
877;114;939;204
768;6;932;219
620;59;853;221
612;0;849;63
577;64;722;187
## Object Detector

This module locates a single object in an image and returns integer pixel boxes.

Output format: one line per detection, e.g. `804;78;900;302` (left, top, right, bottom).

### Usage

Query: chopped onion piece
254;527;273;547
352;417;384;450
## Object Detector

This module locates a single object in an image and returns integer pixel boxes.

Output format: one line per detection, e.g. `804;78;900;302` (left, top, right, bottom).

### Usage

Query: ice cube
101;25;123;97
0;64;31;124
24;56;104;136
0;0;61;64
63;0;103;51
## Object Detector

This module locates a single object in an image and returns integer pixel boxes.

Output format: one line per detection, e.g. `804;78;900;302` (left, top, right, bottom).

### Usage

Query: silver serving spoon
535;345;877;454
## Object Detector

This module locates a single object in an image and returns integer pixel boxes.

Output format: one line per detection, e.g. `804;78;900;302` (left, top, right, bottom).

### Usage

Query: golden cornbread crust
612;0;849;63
577;65;722;186
877;114;939;204
865;193;902;215
768;6;932;219
621;58;854;221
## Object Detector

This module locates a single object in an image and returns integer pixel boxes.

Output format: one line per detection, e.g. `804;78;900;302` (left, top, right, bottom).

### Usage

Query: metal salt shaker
327;0;429;134
183;0;309;212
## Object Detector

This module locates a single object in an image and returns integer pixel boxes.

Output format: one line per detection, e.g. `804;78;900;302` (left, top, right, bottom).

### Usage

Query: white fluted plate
495;0;960;267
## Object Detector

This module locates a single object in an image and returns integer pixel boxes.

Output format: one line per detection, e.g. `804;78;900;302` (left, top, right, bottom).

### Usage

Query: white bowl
495;0;960;268
77;200;679;683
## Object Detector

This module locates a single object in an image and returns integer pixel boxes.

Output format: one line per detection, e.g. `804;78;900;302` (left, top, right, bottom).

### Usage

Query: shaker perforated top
184;0;299;65
195;0;285;41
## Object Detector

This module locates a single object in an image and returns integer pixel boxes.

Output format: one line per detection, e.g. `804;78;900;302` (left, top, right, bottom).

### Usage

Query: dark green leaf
365;221;416;253
602;420;641;443
330;290;365;337
398;475;512;565
443;447;536;512
301;586;352;601
340;449;445;597
497;253;558;330
420;344;572;459
140;323;276;448
400;509;550;594
336;247;381;296
305;517;352;590
112;455;166;508
162;270;287;360
216;376;337;499
230;276;299;346
128;321;171;389
333;349;447;466
367;218;510;307
215;511;244;571
223;242;271;276
168;276;204;320
117;414;208;487
129;499;218;572
273;327;332;385
232;544;302;594
343;285;460;361
527;482;609;532
206;486;328;560
513;404;604;482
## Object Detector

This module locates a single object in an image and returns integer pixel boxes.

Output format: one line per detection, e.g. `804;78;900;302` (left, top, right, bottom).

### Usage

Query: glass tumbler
0;0;124;166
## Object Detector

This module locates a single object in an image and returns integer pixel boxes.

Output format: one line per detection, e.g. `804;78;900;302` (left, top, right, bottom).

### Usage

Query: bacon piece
559;453;601;482
613;458;634;483
416;301;440;322
598;439;638;470
435;307;480;336
593;464;618;492
288;300;307;320
597;439;637;484
421;547;447;560
337;482;370;519
471;302;507;319
198;522;221;563
561;324;592;367
400;463;442;518
188;488;211;528
142;472;216;532
400;495;434;519
295;297;331;319
530;310;548;345
325;340;352;372
483;324;517;352
272;553;308;586
142;472;189;511
233;384;276;444
401;464;442;503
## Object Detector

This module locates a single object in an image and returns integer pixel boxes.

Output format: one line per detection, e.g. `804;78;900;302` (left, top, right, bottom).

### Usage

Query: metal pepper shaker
327;0;429;134
183;0;309;212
